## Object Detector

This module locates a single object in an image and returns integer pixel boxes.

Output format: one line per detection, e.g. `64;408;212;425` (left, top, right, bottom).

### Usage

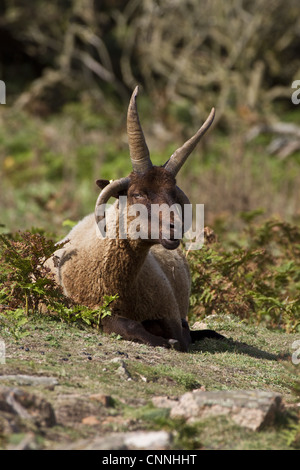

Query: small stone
117;364;131;380
124;430;171;449
110;358;132;380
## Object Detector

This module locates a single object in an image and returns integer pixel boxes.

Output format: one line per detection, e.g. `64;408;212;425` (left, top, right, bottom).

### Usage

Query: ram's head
95;86;214;249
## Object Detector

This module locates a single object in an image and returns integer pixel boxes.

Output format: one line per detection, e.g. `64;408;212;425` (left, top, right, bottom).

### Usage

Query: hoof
168;339;181;351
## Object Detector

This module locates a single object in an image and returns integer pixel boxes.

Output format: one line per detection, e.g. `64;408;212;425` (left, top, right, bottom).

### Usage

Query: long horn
164;107;215;176
127;86;152;173
95;177;130;231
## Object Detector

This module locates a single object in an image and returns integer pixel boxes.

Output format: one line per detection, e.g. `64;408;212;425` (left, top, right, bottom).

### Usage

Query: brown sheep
47;87;223;351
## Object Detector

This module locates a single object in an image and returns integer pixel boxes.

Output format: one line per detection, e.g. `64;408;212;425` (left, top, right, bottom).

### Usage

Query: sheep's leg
181;319;225;342
142;318;191;352
141;318;225;351
102;316;182;350
190;330;225;341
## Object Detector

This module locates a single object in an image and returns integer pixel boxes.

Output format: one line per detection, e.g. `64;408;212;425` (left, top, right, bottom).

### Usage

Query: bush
187;216;300;331
0;229;66;314
0;229;118;331
1;216;299;335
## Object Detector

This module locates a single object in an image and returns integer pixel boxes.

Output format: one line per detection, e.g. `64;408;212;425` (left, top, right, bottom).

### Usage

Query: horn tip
132;85;139;99
129;85;140;110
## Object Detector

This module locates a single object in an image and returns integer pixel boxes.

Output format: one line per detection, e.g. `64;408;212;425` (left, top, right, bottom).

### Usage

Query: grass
0;312;299;449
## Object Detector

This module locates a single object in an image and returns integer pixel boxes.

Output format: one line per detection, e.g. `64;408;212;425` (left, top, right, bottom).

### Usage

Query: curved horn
127;86;152;173
176;186;192;234
164;107;215;176
176;186;190;207
95;177;130;231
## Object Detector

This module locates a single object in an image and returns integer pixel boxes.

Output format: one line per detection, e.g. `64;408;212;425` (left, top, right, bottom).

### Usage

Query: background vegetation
0;0;300;451
0;0;300;331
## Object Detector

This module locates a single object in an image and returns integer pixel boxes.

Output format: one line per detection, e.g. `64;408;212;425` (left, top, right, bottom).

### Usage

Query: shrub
0;229;118;329
187;216;300;331
0;230;66;315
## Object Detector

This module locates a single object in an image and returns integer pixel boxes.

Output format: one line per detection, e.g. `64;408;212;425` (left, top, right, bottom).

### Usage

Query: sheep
48;86;223;351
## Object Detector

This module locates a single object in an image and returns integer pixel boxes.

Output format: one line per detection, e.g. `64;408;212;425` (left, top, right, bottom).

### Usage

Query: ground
0;314;299;450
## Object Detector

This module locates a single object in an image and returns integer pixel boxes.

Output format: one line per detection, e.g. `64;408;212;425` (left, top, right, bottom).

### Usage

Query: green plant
0;229;67;315
281;366;300;449
187;216;300;331
0;229;118;333
56;294;118;329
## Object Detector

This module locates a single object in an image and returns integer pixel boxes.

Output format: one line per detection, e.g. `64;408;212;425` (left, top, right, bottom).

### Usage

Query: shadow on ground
191;336;289;361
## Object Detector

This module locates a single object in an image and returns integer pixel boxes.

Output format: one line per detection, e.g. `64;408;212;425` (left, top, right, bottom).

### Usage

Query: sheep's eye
132;193;143;199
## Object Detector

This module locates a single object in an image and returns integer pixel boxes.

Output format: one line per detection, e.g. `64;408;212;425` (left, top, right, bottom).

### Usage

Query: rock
169;389;283;431
0;386;56;428
152;396;178;409
89;393;114;407
0;374;58;389
117;362;132;380
124;430;171;449
53;394;100;426
55;430;172;450
110;358;132;380
56;435;125;450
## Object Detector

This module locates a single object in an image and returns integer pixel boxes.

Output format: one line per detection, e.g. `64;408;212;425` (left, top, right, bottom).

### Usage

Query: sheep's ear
96;179;110;190
96;179;127;199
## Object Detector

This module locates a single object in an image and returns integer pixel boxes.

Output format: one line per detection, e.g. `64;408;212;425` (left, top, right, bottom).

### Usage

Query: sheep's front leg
142;318;191;352
101;316;182;350
181;319;225;342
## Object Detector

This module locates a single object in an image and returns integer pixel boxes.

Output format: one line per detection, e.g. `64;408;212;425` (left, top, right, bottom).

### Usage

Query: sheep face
96;166;188;250
95;86;215;251
127;166;185;250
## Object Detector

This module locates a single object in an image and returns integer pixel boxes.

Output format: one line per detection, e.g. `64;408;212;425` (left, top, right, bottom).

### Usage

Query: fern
0;229;118;332
187;217;300;331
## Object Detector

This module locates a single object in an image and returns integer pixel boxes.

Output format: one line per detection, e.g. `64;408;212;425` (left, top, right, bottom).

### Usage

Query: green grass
0;310;299;449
